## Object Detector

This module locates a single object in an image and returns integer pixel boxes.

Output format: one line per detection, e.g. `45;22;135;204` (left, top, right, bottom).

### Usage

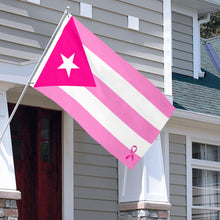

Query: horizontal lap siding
1;0;164;90
169;134;187;220
2;1;164;219
0;0;58;62
172;12;193;77
71;1;163;218
74;122;118;220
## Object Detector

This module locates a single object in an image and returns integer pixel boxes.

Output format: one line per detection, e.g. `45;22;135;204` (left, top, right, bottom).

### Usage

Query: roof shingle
173;37;220;117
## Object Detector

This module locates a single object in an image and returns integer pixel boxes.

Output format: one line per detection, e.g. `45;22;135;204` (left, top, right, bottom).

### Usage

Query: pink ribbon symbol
126;145;137;161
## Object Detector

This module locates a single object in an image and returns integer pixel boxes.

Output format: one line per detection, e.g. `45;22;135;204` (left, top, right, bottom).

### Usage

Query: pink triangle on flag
34;17;96;87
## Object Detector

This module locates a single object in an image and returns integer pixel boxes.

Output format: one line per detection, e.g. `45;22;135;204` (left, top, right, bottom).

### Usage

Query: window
41;117;53;162
191;142;220;219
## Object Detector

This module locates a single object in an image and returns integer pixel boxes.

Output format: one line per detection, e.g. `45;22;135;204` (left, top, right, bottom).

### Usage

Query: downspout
198;13;211;77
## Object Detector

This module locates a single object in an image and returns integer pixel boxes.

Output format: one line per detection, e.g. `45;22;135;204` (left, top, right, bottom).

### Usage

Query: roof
172;37;220;117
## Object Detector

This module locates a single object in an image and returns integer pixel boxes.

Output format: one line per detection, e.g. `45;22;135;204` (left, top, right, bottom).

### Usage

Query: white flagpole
0;7;71;142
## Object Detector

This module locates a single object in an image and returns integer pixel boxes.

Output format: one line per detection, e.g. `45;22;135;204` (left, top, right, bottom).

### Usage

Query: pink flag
31;14;175;169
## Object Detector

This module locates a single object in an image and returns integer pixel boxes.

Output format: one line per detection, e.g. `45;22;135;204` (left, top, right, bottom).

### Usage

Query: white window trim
187;138;220;220
192;159;220;172
186;135;192;220
172;3;201;79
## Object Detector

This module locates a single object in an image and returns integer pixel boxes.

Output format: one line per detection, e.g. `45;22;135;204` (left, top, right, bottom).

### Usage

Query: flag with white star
31;16;95;87
31;14;174;169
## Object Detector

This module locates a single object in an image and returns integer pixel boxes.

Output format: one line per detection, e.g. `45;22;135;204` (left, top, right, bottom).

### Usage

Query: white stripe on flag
60;86;151;157
83;46;169;131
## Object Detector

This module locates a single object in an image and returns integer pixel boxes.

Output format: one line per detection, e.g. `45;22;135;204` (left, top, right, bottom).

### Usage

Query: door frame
8;101;74;220
4;59;74;219
62;112;74;220
10;104;70;219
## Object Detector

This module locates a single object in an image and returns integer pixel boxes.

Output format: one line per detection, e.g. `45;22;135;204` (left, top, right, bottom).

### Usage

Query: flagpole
0;7;71;142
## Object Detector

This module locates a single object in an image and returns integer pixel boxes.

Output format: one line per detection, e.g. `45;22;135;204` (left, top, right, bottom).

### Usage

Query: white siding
172;12;193;77
169;134;187;220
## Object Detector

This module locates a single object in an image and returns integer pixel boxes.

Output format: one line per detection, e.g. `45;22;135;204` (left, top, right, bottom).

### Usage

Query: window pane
41;141;52;162
192;142;220;162
41;118;50;139
193;168;220;208
193;169;206;206
192;209;220;220
207;145;220;162
193;169;205;187
192;143;205;160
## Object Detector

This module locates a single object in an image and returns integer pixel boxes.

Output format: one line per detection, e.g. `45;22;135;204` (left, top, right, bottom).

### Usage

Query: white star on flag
58;53;79;77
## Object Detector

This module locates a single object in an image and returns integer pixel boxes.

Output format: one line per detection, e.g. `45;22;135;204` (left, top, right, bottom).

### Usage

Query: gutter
198;13;211;25
203;0;220;6
173;108;220;125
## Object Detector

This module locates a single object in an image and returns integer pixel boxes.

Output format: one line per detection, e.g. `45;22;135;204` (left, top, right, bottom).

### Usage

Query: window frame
188;139;220;220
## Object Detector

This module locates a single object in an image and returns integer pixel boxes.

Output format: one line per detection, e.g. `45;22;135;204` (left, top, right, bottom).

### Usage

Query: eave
172;0;220;15
173;108;220;126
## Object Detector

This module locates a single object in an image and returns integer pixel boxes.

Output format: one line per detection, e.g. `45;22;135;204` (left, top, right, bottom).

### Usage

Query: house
167;5;220;219
169;34;220;219
0;0;220;220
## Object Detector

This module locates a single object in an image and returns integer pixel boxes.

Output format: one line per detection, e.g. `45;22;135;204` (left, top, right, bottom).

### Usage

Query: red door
9;104;62;220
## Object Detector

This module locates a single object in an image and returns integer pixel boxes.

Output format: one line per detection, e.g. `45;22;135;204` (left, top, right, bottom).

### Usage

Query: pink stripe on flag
36;86;142;169
87;75;160;144
73;17;175;118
